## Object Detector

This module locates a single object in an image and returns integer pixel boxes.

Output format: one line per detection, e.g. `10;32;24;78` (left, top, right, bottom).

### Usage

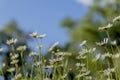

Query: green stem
21;51;25;75
11;45;15;54
106;31;114;54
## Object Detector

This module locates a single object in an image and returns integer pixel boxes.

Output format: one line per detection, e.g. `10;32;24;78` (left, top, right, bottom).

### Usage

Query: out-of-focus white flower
37;34;46;39
12;73;22;80
30;32;38;38
92;53;102;62
61;73;67;79
98;23;113;30
84;70;91;76
113;16;120;22
10;60;19;64
29;52;38;57
96;38;108;46
48;42;59;52
45;65;54;69
75;63;85;67
85;76;92;80
17;45;27;51
92;48;96;52
7;67;15;72
81;67;87;73
36;45;43;49
6;38;18;45
76;54;87;60
2;63;6;67
110;40;117;45
80;48;96;56
30;32;46;39
75;74;85;78
11;54;19;60
15;73;22;79
49;57;64;64
102;52;112;59
79;49;90;55
103;68;114;76
80;40;87;46
75;63;81;67
75;70;90;78
112;53;120;59
33;61;42;66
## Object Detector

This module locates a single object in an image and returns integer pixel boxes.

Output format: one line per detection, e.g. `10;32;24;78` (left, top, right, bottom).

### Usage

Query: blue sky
0;0;88;52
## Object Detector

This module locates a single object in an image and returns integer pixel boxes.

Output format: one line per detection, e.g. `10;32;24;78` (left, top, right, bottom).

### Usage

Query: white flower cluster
6;38;18;45
113;16;120;22
98;23;113;30
96;38;108;46
30;32;46;39
48;42;59;52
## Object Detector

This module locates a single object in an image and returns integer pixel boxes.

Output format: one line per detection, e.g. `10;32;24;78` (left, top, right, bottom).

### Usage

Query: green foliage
0;20;31;79
60;1;120;79
61;17;75;29
61;0;120;49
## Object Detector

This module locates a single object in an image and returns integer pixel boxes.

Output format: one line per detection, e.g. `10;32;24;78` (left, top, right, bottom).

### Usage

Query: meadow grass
1;16;120;80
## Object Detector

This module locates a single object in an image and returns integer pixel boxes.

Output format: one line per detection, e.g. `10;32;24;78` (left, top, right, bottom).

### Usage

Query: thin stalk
106;31;114;54
11;45;15;54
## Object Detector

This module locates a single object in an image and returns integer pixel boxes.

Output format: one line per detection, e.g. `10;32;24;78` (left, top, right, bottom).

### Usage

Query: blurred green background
0;0;120;79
